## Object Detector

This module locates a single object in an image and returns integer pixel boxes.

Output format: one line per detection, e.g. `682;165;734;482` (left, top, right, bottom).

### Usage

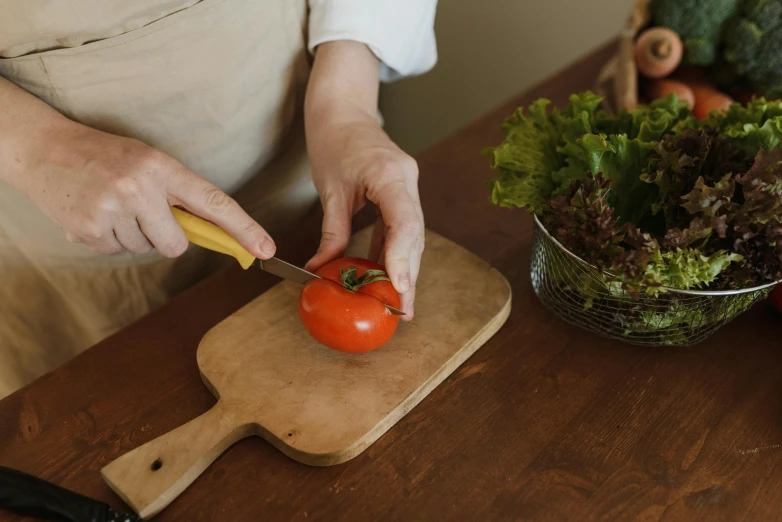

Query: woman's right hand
16;120;276;259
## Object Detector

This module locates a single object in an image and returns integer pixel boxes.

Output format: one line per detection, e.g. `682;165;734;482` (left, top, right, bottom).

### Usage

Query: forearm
0;76;71;190
305;40;380;126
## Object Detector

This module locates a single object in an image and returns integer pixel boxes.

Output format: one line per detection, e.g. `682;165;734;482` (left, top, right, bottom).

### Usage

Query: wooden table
3;41;782;522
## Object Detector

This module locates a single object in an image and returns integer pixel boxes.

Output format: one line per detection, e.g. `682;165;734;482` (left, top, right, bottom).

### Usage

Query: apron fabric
0;0;319;398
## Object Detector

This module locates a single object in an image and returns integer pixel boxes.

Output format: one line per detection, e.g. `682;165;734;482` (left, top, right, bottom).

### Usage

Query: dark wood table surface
3;41;782;522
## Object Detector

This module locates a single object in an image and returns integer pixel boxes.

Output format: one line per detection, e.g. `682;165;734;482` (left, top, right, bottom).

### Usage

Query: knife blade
0;466;145;522
255;256;319;285
170;207;405;315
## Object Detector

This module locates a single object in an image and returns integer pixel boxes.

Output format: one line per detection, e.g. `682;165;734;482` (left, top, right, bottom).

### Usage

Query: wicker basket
594;0;652;113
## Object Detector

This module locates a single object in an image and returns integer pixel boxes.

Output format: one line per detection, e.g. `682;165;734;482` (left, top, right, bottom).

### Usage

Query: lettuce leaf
663;217;715;248
736;147;782;224
680;172;736;217
592;93;693;139
542;171;629;265
726;147;782;286
643;247;743;291
699;97;782;154
642;128;753;230
483;93;605;213
484;91;692;217
484;99;559;213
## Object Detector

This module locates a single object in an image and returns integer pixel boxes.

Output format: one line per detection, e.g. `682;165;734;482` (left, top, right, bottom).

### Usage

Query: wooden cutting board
101;226;512;518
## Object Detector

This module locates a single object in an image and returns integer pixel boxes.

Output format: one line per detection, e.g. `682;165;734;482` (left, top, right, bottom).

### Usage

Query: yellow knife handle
170;207;256;269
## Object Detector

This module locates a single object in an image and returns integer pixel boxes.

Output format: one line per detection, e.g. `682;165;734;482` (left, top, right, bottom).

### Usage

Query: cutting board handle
101;401;248;519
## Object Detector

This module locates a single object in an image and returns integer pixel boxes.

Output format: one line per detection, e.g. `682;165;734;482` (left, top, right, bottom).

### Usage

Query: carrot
645;79;695;109
686;83;734;120
634;27;683;79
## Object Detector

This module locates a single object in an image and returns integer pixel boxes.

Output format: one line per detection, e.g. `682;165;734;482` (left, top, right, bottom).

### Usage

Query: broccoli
650;0;741;66
743;0;782;31
722;0;782;97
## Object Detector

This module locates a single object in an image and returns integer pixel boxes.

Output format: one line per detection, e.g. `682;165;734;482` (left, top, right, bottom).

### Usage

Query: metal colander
530;215;779;347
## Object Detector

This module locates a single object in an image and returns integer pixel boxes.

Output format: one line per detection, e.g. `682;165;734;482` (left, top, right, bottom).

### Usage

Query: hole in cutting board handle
151;458;163;471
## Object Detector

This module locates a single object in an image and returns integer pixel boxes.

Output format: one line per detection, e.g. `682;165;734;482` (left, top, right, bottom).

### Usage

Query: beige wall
379;0;635;156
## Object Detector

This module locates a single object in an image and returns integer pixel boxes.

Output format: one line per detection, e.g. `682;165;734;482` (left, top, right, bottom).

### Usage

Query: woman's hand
304;41;425;319
0;76;274;260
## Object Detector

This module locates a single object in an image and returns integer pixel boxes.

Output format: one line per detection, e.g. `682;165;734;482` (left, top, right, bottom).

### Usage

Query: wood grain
3;40;782;522
100;227;510;518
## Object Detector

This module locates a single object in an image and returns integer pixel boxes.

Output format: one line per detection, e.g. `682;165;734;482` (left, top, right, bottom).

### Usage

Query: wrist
0;76;75;191
5;116;79;193
306;96;378;131
0;118;52;192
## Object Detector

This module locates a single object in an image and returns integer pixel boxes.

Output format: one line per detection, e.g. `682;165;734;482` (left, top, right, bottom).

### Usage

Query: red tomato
770;285;782;315
298;257;401;353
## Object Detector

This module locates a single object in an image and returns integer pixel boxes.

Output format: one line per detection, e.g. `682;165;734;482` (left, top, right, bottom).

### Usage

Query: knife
0;466;145;522
170;207;405;315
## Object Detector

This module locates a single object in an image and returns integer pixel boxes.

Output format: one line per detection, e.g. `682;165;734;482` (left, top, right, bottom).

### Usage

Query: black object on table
0;466;144;522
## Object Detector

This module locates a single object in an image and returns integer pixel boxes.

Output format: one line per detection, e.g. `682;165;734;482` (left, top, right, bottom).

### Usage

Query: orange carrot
634;27;683;79
646;79;695;109
687;83;734;120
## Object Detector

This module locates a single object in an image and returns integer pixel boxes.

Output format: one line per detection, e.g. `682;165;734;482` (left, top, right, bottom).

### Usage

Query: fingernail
260;239;276;257
396;273;410;293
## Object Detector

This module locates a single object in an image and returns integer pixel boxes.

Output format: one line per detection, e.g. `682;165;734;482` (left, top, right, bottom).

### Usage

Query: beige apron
0;0;320;398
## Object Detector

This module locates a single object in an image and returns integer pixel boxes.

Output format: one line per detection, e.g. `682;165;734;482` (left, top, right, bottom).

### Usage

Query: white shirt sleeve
307;0;438;82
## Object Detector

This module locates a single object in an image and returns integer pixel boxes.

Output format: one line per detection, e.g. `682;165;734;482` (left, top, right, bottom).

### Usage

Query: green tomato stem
339;267;391;292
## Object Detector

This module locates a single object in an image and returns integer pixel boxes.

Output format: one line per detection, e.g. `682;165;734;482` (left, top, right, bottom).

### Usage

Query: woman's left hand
304;103;424;319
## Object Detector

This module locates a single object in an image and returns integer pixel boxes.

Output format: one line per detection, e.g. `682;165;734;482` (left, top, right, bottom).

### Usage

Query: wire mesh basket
530;215;779;347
